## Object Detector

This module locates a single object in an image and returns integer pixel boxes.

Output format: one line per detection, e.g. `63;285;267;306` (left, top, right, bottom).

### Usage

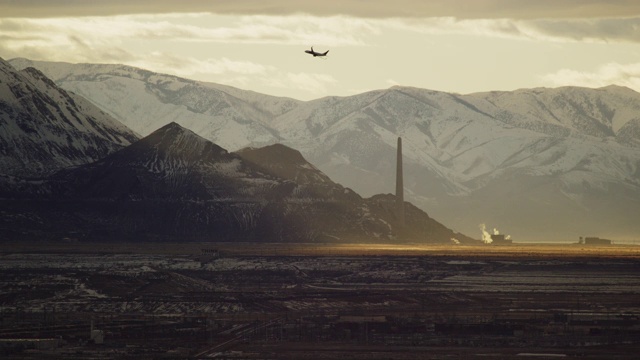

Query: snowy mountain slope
275;86;640;240
10;58;640;241
464;85;640;142
275;86;639;195
9;58;299;151
0;58;139;177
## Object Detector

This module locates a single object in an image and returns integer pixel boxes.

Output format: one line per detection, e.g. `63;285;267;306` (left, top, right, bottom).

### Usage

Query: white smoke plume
479;223;493;244
451;238;460;245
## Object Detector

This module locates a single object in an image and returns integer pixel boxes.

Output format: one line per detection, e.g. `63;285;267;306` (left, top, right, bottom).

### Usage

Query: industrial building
490;234;513;245
584;237;612;245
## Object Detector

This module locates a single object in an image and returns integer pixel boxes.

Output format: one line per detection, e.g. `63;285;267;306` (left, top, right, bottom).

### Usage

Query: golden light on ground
4;242;640;259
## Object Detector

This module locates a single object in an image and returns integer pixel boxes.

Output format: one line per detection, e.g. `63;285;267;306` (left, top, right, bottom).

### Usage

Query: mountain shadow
1;123;476;244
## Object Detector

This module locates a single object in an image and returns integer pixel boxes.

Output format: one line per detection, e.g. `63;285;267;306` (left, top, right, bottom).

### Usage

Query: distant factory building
584;237;612;245
490;234;512;245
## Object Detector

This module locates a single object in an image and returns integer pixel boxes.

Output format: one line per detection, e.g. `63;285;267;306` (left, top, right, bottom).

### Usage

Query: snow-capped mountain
276;86;640;241
10;58;640;241
0;58;139;177
2;122;471;244
8;58;297;151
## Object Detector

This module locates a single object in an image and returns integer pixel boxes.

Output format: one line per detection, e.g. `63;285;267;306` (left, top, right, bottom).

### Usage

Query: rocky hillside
1;123;472;244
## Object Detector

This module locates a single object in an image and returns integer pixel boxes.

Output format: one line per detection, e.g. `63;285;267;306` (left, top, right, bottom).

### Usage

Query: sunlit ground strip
2;242;639;258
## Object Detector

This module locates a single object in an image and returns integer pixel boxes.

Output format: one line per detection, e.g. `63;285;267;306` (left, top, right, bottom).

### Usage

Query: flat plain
1;242;639;359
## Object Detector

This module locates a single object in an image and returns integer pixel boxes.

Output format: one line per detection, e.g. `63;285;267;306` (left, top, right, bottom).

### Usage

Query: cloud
132;53;274;78
0;13;345;99
388;16;640;44
386;79;401;87
521;17;640;43
0;17;139;63
147;56;338;99
540;62;640;91
3;10;640;59
237;15;379;45
3;0;640;19
279;72;338;94
3;10;640;100
193;61;339;97
0;14;372;47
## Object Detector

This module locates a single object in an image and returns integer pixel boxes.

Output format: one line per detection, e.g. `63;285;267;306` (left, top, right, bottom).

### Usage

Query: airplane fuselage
305;47;329;57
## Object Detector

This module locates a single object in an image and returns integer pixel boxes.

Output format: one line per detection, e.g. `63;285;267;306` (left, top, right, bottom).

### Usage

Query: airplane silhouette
305;46;329;57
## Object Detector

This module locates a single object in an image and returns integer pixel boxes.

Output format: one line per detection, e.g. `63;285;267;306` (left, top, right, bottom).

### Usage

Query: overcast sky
2;1;640;100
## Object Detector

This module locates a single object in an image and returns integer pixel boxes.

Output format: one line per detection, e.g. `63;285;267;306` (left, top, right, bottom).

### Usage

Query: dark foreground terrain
1;243;639;359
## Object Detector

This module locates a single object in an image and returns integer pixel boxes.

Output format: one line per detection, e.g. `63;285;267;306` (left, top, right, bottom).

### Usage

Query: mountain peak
99;121;234;176
154;121;189;135
0;56;13;69
20;67;55;85
153;121;222;148
600;84;638;95
150;121;230;157
0;58;138;177
236;143;334;186
239;143;307;165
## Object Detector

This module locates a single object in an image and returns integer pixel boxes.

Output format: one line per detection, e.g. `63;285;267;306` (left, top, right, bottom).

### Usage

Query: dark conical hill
3;123;477;244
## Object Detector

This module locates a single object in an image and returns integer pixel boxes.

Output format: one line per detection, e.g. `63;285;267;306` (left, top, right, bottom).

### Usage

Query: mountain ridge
0;57;139;177
8;58;640;241
2;121;473;244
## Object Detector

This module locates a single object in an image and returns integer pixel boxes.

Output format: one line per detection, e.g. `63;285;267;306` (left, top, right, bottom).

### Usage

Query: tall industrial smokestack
396;137;405;226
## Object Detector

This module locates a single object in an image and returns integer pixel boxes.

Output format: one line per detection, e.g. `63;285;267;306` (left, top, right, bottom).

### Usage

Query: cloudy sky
2;1;640;100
